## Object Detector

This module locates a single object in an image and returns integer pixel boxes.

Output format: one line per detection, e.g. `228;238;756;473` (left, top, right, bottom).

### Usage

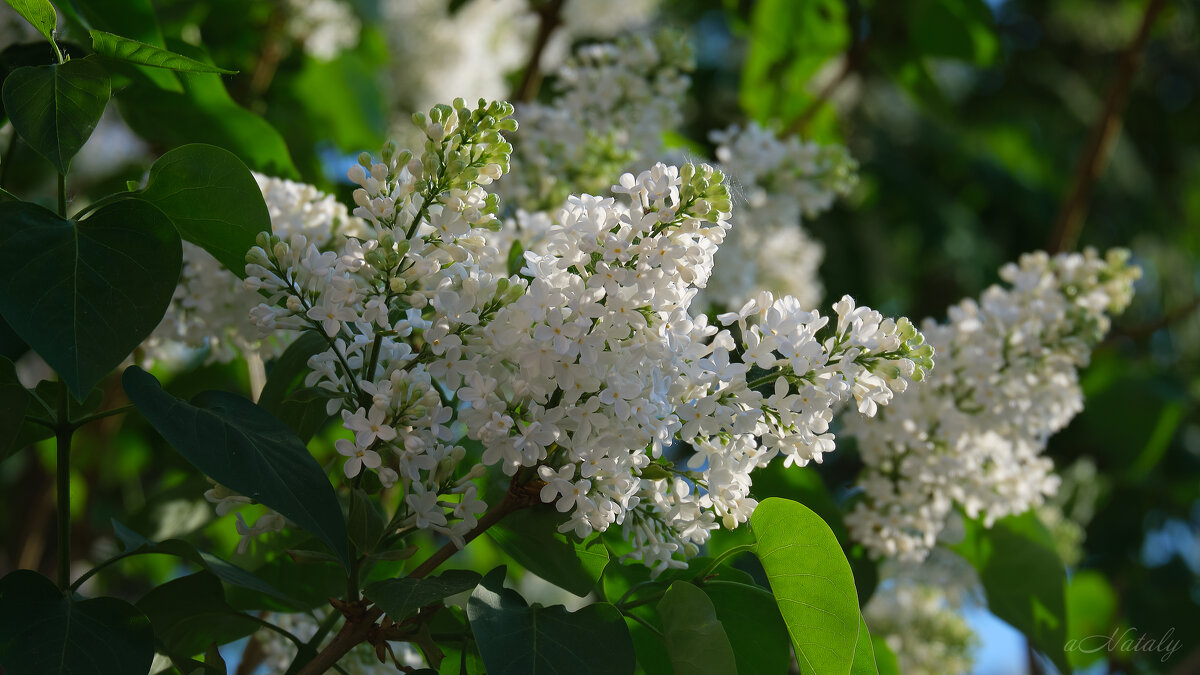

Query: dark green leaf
90;31;236;74
487;506;608;596
4;0;56;43
0;356;32;460
136;571;259;658
116;41;298;178
1;58;110;174
467;566;634;675
348;488;385;554
751;497;861;675
111;519;302;609
138;143;272;275
658;581;739;675
259;332;335;441
0;569;154;674
122;366;350;567
908;0;998;65
951;511;1069;673
849;614;878;675
364;570;481;621
507;240;525;277
703;581;790;675
67;0;180;91
0;200;181;400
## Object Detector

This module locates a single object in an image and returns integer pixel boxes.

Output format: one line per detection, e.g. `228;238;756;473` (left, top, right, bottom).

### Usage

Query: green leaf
1065;571;1118;668
259;332;334;442
0;200;181;400
908;0;998;66
4;0;56;43
658;581;739;675
951;511;1069;673
122;366;350;568
870;637;899;675
740;0;849;124
486;506;609;597
0;569;154;674
111;519;302;609
364;570;481;621
116;41;298;178
347;488;385;554
703;581;790;675
751;497;861;675
1;57;110;174
137;144;272;275
66;0;180;92
0;356;32;461
90;31;236;74
849;614;878;675
136;571;259;658
507;240;525;277
467;566;634;675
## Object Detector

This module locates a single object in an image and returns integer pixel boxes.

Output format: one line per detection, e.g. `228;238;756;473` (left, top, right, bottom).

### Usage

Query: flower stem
55;382;75;590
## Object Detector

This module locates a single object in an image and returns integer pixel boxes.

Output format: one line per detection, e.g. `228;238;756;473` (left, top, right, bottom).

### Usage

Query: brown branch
1046;0;1167;254
785;38;868;137
294;484;536;675
512;0;565;103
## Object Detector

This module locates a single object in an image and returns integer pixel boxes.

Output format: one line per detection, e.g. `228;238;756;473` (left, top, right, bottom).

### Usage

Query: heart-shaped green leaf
467;566;634;675
0;200;181;400
658;581;739;675
122;366;349;568
137;144;272;275
136;572;260;658
4;0;56;43
90;31;237;74
1;57;110;174
364;570;482;622
752;497;862;675
704;580;791;675
0;569;154;675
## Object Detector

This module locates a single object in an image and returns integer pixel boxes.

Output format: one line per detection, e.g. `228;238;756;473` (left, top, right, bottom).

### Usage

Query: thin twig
513;0;565;103
294;487;534;675
1046;0;1167;254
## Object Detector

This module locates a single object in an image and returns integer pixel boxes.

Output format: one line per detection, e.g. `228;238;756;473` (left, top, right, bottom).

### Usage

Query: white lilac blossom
243;98;932;574
863;550;979;675
283;0;361;60
144;174;365;364
702;122;858;311
845;248;1140;561
500;31;694;213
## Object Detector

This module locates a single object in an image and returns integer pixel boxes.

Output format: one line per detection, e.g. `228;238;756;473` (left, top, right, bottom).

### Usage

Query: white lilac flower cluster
500;31;694;213
701;122;858;311
144;174;364;365
283;0;361;61
242;98;932;573
844;248;1141;561
863;551;979;675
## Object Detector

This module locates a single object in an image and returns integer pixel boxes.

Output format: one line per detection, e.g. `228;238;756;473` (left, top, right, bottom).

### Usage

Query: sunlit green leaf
90;31;236;74
4;0;56;43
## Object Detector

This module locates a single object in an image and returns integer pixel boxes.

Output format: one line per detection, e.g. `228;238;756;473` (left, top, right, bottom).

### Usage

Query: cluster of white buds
844;248;1140;561
702;123;858;310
